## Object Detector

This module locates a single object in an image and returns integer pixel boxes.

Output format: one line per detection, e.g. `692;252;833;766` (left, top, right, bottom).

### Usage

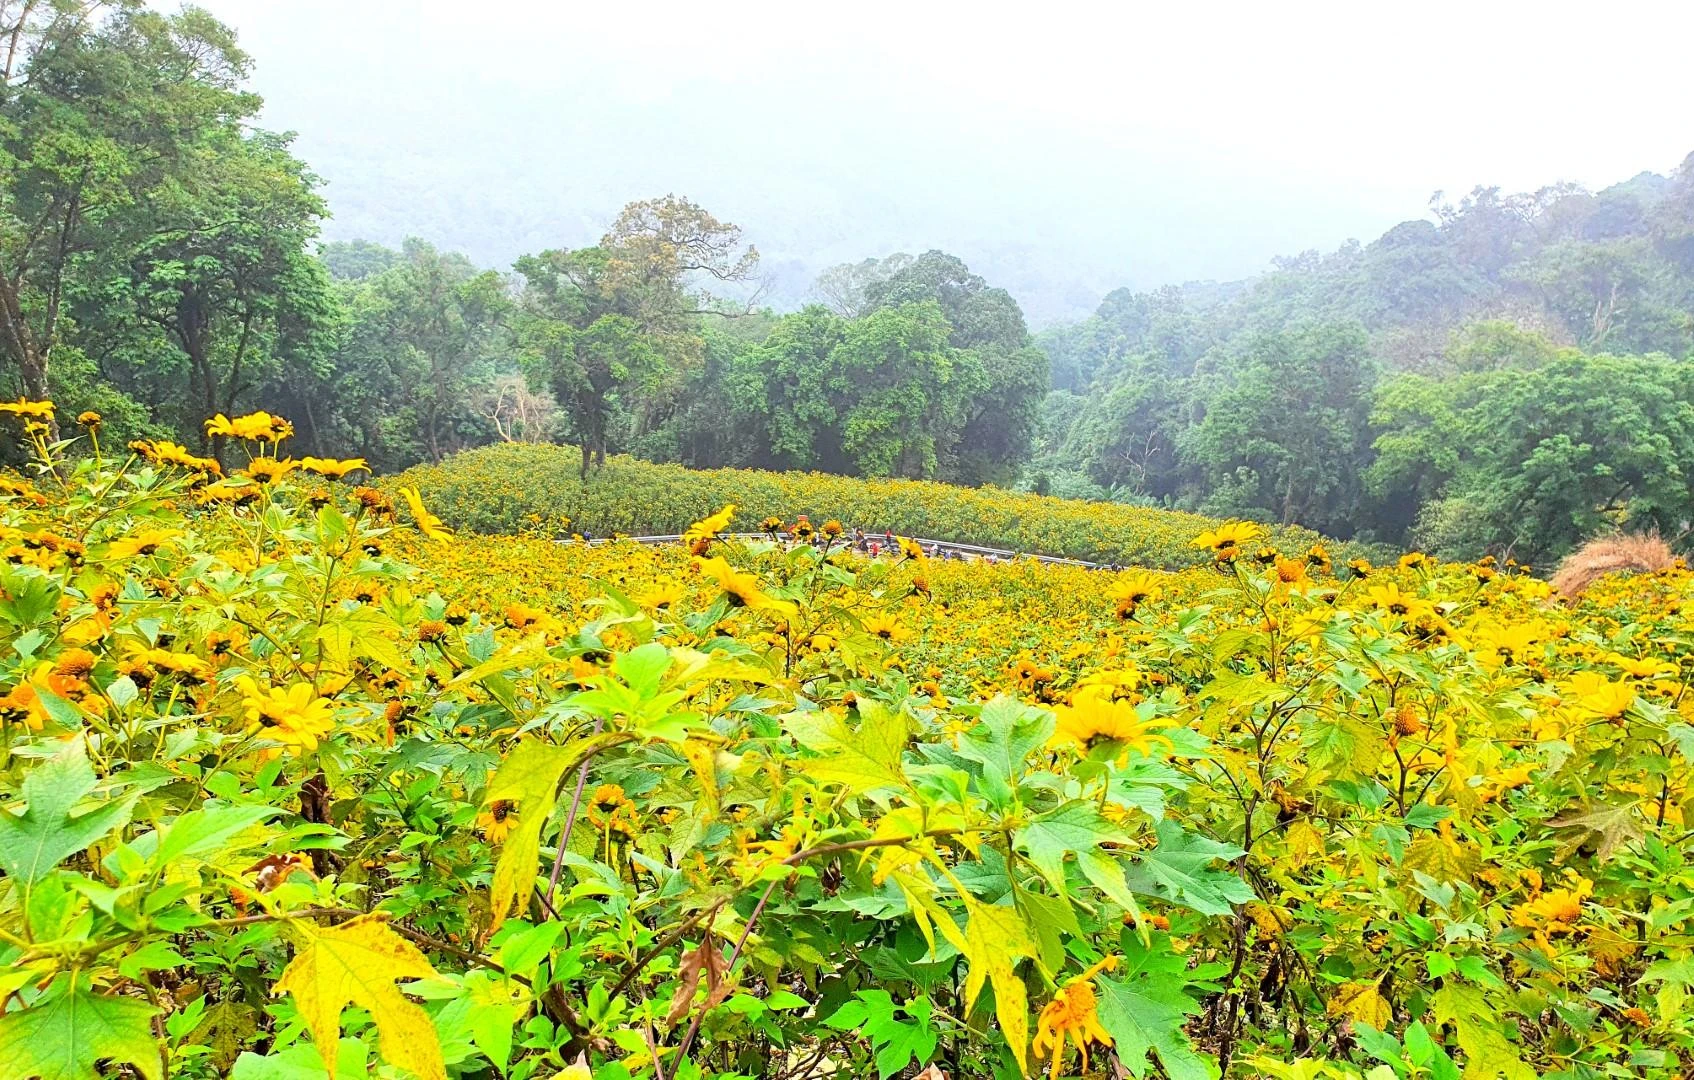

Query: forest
7;4;1694;562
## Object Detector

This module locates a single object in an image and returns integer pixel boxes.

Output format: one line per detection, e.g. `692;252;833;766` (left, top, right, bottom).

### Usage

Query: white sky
187;0;1694;321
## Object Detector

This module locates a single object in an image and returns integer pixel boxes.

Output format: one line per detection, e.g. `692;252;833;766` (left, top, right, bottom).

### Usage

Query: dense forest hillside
3;2;1692;564
1031;166;1694;557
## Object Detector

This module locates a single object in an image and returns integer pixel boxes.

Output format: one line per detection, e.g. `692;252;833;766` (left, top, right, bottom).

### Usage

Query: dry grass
1551;531;1679;599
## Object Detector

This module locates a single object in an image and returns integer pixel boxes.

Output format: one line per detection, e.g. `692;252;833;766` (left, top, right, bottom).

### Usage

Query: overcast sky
188;0;1694;323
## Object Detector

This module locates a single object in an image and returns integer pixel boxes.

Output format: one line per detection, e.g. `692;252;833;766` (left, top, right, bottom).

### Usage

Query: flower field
4;408;1694;1080
388;443;1361;570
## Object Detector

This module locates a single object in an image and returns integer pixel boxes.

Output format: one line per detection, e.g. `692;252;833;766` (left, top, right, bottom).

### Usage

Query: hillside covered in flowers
1;405;1692;1080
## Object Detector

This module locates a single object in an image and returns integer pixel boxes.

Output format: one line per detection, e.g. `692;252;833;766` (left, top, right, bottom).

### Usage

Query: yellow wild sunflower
1032;956;1119;1080
0;398;54;420
1564;671;1635;720
1050;686;1175;756
398;485;454;541
1511;873;1591;936
241;457;299;485
683;503;737;550
1366;583;1430;620
695;556;797;617
1191;521;1262;560
106;528;180;560
205;410;293;443
300;456;370;480
861;614;909;643
1108;571;1162;619
477;799;519;843
236;677;335;754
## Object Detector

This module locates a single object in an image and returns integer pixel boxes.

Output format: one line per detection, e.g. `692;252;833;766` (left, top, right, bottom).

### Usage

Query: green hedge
390;443;1355;569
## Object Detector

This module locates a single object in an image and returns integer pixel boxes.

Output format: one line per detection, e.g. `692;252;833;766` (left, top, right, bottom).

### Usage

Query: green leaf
1121;820;1253;916
0;980;162;1080
150;804;281;866
613;642;673;695
1019;800;1123;895
956;695;1054;782
1094;939;1215;1080
230;1039;370;1080
495;921;565;975
1302;711;1385;780
785;700;910;795
0;740;138;885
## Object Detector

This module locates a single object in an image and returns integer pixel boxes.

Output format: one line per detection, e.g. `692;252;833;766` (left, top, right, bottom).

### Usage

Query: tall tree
273;239;509;469
111;128;334;451
1182;323;1376;533
516;197;757;478
0;3;255;412
862;250;1048;484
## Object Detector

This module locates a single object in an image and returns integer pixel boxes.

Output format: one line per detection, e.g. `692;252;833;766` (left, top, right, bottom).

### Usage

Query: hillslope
392;443;1352;569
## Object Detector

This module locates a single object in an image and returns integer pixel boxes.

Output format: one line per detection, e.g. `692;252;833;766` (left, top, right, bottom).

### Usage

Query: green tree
0;2;255;414
108;128;334;452
1182;323;1376;533
516;197;757;478
1375;352;1694;561
273;239;509;469
728;302;986;478
862;250;1047;484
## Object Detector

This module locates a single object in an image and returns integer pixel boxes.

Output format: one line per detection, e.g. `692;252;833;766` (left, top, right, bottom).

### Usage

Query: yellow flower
1270;556;1309;587
206;410;293;442
695;556;796;617
1191;521;1261;559
236;677;335;754
1565;671;1635;720
0;679;51;731
1609;653;1675;680
1108;572;1163;618
1366;583;1430;620
77;410;102;428
1032;956;1118;1080
683;503;737;549
398;485;454;542
1511;874;1592;935
0;398;54;420
862;614;909;642
1474;621;1542;668
106;528;180;560
300;456;370;480
1399;551;1429;571
242;457;299;485
132;440;223;476
1050;686;1175;755
477;800;519;843
639;582;683;610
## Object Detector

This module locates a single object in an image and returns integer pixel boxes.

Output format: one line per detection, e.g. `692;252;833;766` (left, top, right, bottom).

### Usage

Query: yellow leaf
484;733;632;932
273;913;445;1080
959;895;1036;1076
1328;980;1392;1030
1403;832;1478;883
1284;820;1326;867
679;739;720;812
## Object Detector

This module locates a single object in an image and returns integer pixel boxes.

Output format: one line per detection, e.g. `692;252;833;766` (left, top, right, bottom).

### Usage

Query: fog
190;0;1694;324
